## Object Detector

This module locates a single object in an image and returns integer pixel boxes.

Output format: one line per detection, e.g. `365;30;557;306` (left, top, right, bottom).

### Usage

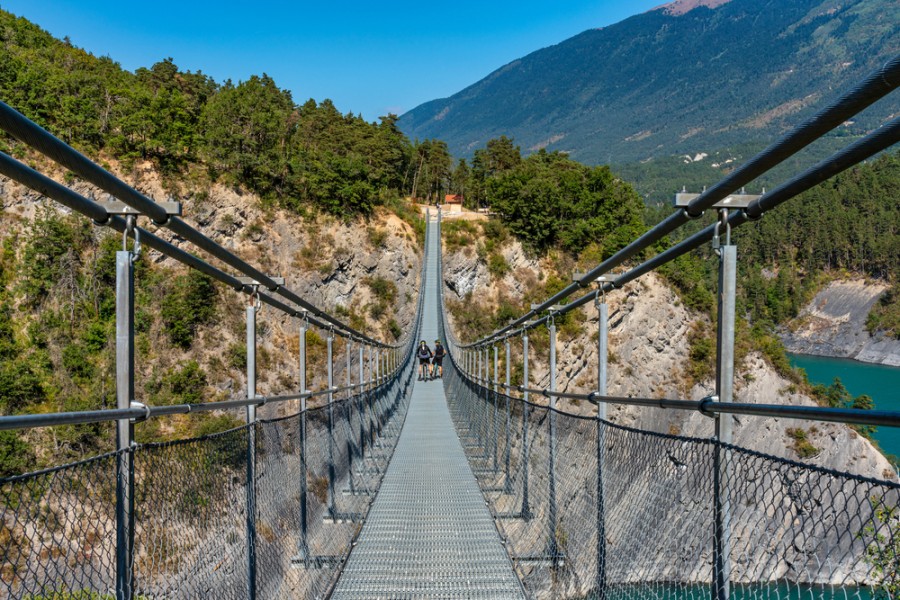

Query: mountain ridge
398;0;900;165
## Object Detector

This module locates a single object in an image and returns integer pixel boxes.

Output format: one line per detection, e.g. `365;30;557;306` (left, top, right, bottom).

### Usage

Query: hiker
417;340;433;380
431;340;445;379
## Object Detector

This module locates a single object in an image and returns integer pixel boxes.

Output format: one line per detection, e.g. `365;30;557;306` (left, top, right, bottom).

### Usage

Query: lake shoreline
781;279;900;367
787;352;900;464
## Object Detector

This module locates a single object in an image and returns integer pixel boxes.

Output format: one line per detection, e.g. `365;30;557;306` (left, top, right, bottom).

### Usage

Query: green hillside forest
398;0;899;166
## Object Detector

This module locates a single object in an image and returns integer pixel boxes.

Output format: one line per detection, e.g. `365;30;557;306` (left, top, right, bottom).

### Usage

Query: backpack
417;345;431;359
434;345;445;358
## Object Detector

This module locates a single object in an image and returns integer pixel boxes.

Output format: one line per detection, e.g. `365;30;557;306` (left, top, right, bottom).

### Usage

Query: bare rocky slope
0;160;422;422
442;234;896;482
782;279;900;366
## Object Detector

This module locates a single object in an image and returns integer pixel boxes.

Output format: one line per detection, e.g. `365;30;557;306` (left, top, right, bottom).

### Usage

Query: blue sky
1;0;664;122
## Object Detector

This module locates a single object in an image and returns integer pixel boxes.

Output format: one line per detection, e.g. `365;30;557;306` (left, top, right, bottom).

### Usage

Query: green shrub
487;253;510;279
0;358;45;414
481;219;509;245
786;427;819;459
161;271;217;348
227;343;247;371
365;277;397;305
687;325;714;383
164;361;208;404
61;343;94;381
860;498;899;599
367;227;388;248
442;220;478;253
194;413;244;437
0;431;34;477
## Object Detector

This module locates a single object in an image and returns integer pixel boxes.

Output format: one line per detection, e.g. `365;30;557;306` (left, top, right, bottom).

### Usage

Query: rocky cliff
0;160;422;425
782;279;900;366
443;236;896;483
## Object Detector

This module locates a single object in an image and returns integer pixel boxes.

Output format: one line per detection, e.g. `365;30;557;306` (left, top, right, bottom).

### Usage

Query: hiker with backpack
431;340;445;379
417;340;433;380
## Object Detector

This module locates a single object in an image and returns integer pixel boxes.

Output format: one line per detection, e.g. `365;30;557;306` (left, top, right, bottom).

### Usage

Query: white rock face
443;237;896;483
0;168;423;415
782;279;900;366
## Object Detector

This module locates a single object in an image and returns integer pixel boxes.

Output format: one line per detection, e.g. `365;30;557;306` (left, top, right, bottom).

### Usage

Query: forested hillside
0;10;460;215
398;0;899;166
653;151;900;340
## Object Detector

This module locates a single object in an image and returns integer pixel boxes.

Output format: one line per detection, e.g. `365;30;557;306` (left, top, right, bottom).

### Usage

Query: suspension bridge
0;58;899;600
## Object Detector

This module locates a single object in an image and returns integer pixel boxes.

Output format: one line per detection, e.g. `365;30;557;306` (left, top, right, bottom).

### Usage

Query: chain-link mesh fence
0;371;412;599
445;363;900;600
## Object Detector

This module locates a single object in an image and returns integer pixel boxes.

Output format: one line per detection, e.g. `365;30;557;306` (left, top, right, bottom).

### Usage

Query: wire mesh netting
0;451;120;595
444;363;900;600
0;372;412;598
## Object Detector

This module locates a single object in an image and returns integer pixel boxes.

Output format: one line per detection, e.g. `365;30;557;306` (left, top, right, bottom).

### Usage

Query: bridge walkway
331;217;524;599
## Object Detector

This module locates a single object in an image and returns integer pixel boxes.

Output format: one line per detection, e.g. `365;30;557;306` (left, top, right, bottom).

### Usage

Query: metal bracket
530;303;564;316
237;276;286;287
100;200;182;217
129;401;151;424
673;189;761;209
122;214;142;257
699;395;719;418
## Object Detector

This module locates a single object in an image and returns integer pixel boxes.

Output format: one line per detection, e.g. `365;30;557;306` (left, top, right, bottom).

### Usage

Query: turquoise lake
787;353;900;463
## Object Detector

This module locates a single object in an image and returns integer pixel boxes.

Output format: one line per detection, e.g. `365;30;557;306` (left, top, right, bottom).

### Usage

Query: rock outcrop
1;162;422;419
443;239;896;483
781;279;900;366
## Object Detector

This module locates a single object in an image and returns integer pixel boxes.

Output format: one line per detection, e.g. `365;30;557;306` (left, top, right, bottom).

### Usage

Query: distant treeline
0;10;647;254
0;11;427;217
654;151;900;339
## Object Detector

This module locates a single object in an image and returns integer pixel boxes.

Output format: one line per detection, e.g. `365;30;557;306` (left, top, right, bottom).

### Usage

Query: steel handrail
463;370;900;429
0;375;401;432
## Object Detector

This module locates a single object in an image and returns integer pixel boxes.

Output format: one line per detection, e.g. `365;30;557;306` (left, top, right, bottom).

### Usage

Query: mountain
397;0;900;165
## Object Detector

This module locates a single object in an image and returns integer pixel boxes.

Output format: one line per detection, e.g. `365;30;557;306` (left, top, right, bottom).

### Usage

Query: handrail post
115;249;135;600
475;348;481;439
481;347;489;449
245;298;258;599
713;214;737;600
346;337;356;496
548;320;559;562
327;330;336;519
596;294;608;598
367;345;375;447
521;331;531;518
504;338;512;494
358;345;366;461
367;345;373;392
297;313;309;563
375;347;380;387
492;344;499;473
346;337;352;398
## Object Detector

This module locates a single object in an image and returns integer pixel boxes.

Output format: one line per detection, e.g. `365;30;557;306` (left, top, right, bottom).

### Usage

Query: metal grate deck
331;217;524;599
